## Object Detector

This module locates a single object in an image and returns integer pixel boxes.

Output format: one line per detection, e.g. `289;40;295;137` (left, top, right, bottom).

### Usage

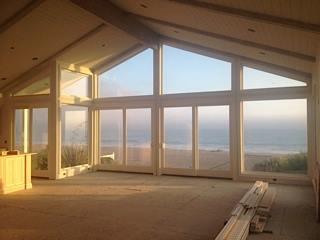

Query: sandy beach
100;146;284;171
31;144;301;173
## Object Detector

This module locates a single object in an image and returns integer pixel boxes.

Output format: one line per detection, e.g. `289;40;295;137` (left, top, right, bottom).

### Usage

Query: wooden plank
0;0;46;35
258;188;276;213
70;0;159;49
0;24;106;93
215;181;268;240
169;0;320;33
131;13;315;62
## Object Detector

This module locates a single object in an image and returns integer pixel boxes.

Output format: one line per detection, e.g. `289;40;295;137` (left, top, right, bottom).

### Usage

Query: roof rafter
70;0;160;49
170;0;320;34
0;0;46;35
131;13;315;62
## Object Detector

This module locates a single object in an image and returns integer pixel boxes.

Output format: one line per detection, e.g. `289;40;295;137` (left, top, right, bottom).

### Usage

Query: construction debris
215;181;275;240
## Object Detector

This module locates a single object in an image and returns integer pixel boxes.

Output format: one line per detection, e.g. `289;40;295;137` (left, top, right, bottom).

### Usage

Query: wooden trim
70;0;159;49
1;24;106;93
162;37;312;81
170;0;320;33
92;43;146;74
97;165;153;174
240;86;310;101
132;13;315;62
238;171;311;186
0;0;46;35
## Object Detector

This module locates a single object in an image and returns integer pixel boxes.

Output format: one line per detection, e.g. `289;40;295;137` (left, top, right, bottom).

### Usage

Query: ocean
100;128;307;154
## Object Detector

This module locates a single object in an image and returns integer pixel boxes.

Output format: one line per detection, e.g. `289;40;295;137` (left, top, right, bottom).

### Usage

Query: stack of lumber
250;187;276;233
215;181;269;240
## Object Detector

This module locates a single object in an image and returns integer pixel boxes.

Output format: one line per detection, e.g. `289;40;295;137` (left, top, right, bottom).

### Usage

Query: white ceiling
0;0;319;90
202;0;320;25
112;0;320;80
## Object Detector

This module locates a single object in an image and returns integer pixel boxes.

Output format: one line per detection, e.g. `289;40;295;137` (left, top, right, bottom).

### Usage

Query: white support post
231;59;242;180
123;108;127;166
153;44;162;175
48;61;60;179
89;71;98;169
192;106;199;176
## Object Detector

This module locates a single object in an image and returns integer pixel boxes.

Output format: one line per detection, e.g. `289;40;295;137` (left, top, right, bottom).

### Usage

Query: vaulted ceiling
0;0;319;91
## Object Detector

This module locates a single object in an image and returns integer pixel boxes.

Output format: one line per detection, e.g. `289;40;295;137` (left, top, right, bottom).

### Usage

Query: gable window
243;67;307;89
98;49;153;98
163;45;231;94
61;69;89;97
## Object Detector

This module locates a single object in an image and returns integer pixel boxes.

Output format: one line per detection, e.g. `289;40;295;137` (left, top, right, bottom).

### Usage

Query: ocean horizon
98;128;307;155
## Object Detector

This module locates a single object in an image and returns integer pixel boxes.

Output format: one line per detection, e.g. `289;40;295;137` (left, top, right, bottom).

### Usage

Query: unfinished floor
0;172;319;240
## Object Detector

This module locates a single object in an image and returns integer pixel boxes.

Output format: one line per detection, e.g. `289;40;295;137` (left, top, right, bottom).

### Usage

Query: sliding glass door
161;105;231;177
99;108;152;172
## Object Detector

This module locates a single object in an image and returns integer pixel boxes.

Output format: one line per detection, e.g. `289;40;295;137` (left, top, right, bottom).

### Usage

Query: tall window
98;49;153;97
100;109;123;165
61;105;88;168
31;108;48;170
243;67;306;89
243;99;308;174
126;108;151;166
163;107;192;168
14;109;25;152
163;45;231;94
198;106;230;171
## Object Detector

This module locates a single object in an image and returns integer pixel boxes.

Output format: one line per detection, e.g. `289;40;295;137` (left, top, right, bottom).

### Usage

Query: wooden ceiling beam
0;24;106;93
170;0;320;33
162;36;312;81
131;13;315;62
70;0;159;49
0;0;46;35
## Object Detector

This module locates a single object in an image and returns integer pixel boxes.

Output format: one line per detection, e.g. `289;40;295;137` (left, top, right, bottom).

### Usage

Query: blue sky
97;45;307;129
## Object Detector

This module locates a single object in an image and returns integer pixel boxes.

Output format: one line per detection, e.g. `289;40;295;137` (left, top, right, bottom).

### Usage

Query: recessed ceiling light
259;51;266;55
1;77;7;81
32;57;39;61
248;28;256;33
140;3;148;8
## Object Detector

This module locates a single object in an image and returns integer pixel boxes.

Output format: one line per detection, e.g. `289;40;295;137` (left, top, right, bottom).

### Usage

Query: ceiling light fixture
248;28;256;33
140;3;148;8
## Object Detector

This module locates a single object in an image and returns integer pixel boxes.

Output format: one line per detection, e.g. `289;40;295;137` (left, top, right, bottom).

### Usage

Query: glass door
31;108;49;177
99;107;153;172
161;105;231;178
14;107;50;177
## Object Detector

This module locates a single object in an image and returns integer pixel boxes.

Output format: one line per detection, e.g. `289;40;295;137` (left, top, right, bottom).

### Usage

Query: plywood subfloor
0;172;318;240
